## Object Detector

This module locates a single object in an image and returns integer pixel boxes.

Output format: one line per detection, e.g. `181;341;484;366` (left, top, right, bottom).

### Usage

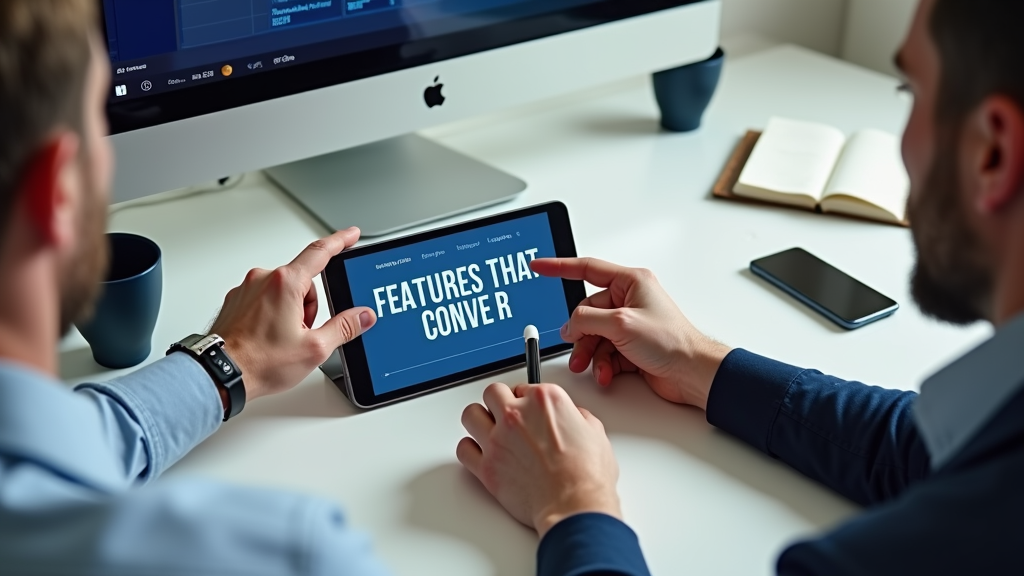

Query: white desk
62;45;990;576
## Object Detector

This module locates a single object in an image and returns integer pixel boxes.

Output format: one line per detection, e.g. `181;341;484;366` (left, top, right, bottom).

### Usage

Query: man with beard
456;0;1024;573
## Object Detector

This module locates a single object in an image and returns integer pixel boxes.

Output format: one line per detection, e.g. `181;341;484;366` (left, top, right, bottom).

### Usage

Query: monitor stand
265;134;526;238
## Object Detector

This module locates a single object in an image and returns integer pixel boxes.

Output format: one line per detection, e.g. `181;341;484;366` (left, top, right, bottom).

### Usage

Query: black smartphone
321;202;585;408
750;248;899;330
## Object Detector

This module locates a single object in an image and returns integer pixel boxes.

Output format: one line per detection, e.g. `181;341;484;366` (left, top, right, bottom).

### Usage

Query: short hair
931;0;1024;125
0;0;97;241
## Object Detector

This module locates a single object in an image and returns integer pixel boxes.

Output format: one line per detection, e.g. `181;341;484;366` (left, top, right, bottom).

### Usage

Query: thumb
315;307;377;348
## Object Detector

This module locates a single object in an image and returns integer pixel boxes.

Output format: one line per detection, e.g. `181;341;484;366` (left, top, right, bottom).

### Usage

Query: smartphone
750;248;899;330
321;202;585;408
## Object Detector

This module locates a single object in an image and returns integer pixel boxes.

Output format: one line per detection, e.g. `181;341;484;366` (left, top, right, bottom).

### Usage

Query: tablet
321;202;585;408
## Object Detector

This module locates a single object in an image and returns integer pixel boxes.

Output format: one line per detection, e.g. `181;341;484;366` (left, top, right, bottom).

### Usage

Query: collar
0;361;126;492
914;312;1024;470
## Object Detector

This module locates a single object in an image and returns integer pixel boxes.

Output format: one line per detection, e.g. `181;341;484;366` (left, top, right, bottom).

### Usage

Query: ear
17;132;81;249
973;96;1024;214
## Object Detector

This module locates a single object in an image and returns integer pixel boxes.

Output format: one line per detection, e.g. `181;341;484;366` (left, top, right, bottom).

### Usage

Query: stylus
524;325;541;384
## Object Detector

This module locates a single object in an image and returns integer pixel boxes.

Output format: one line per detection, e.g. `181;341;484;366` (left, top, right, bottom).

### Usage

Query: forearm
706;349;931;506
0;469;391;576
74;353;222;484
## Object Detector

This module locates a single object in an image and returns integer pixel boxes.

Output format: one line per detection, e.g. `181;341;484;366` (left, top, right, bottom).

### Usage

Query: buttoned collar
0;361;125;492
914;312;1024;470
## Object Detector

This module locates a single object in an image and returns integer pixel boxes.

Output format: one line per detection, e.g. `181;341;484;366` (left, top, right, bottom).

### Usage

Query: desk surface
63;45;990;576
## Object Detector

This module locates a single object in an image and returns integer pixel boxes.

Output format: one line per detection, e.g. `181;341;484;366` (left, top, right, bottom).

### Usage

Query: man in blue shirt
457;0;1024;574
0;2;399;574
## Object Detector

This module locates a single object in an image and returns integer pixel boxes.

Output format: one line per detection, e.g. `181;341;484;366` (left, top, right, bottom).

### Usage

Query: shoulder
779;441;1024;576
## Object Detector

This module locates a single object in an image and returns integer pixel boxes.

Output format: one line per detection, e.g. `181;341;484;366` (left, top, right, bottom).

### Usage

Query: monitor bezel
105;0;705;134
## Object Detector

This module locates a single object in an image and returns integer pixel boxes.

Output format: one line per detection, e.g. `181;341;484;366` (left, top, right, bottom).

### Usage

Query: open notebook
723;117;910;226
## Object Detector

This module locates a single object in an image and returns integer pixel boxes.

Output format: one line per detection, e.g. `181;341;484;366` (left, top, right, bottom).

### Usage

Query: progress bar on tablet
383;328;562;378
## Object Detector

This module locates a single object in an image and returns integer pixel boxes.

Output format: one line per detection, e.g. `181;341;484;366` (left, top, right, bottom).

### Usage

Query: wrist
219;335;263;402
168;334;247;421
677;338;732;411
534;487;622;538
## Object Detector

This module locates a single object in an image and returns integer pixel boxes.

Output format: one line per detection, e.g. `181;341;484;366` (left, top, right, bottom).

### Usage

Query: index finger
288;228;361;278
531;257;631;289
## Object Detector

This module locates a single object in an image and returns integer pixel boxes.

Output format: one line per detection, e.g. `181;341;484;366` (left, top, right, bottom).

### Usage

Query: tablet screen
343;212;570;395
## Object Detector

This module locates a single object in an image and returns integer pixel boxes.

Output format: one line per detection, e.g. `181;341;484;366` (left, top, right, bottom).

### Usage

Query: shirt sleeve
0;461;392;576
73;352;223;485
705;349;931;506
537;513;651;576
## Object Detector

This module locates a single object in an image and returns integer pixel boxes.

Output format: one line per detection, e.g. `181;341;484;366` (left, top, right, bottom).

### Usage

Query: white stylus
524;325;541;384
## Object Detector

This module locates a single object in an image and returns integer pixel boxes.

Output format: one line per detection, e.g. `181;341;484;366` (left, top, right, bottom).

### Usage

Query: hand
457;383;622;538
209;228;377;402
531;258;731;411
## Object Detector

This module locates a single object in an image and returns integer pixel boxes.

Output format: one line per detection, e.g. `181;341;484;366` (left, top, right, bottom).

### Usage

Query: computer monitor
103;0;720;235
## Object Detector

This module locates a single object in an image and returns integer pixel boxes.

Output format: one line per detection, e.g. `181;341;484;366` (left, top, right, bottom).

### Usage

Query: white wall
719;0;847;56
842;0;918;76
719;0;919;77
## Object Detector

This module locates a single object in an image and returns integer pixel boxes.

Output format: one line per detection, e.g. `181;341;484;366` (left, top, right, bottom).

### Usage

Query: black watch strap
168;334;246;421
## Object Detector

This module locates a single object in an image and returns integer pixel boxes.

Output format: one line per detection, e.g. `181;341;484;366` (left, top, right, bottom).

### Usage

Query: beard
58;161;109;337
908;133;993;325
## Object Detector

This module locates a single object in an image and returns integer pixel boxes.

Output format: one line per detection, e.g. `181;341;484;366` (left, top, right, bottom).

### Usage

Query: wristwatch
168;334;245;421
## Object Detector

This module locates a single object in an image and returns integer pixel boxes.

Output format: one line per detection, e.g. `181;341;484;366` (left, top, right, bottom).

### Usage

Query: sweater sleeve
537;513;651;576
706;349;931;506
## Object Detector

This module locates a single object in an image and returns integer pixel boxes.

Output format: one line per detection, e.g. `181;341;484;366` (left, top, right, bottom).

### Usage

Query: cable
108;174;246;217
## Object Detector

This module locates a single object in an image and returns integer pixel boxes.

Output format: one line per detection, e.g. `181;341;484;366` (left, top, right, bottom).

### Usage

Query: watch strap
169;334;246;421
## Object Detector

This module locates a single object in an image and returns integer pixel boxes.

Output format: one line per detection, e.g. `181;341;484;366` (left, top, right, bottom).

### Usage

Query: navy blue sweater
536;348;1024;575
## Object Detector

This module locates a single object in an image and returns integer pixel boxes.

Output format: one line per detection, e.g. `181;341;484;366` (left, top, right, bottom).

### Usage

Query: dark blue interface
344;213;569;395
101;0;596;101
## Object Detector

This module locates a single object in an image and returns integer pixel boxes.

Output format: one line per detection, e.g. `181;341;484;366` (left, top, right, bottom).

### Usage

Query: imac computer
102;0;721;236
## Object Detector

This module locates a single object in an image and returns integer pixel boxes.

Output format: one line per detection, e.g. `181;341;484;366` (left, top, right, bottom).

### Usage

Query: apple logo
424;76;445;108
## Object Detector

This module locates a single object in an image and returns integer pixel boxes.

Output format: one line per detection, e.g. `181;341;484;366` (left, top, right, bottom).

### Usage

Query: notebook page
736;117;848;202
823;129;910;221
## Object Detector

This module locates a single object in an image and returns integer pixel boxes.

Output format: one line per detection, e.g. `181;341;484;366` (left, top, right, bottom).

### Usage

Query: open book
730;117;910;225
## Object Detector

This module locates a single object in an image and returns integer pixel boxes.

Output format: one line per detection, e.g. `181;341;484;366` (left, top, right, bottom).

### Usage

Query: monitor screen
101;0;702;133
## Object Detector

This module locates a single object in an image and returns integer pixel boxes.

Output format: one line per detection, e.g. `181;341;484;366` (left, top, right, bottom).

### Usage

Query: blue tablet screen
344;212;570;395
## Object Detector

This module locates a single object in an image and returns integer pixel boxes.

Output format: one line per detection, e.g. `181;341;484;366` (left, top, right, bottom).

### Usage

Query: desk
62;45;990;576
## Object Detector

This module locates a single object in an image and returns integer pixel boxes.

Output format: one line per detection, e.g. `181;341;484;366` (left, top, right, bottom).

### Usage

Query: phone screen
751;248;898;326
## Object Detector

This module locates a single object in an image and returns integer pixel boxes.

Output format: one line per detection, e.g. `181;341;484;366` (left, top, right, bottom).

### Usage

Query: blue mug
653;47;725;132
76;233;163;369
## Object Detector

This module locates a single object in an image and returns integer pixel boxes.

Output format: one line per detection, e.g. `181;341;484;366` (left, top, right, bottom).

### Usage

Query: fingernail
560;322;569;338
359;311;374;329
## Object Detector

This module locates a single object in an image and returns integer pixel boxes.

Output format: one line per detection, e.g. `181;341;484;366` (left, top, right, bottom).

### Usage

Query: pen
524;325;541;384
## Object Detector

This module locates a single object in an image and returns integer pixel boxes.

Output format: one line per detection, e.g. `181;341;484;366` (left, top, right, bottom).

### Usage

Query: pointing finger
288;228;361;279
530;257;632;289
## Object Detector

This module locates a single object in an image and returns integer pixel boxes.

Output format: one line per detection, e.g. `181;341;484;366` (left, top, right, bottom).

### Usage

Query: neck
0;254;61;377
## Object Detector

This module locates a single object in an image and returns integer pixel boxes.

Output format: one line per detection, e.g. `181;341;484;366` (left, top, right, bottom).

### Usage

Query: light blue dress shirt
0;353;392;575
